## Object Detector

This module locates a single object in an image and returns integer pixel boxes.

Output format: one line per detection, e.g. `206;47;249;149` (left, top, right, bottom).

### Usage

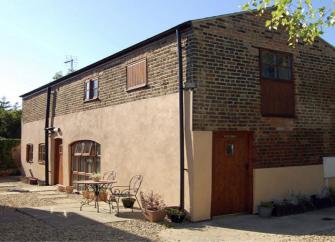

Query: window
84;79;99;101
38;143;46;163
126;59;147;90
71;141;101;190
26;144;33;162
260;49;295;117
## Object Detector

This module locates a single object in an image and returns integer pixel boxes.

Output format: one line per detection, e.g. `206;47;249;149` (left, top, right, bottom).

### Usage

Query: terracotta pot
66;186;74;194
93;177;100;182
58;185;66;192
143;209;166;222
83;190;94;199
99;192;108;202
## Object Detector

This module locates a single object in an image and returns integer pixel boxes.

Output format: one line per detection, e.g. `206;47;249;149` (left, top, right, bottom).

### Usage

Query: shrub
140;191;165;211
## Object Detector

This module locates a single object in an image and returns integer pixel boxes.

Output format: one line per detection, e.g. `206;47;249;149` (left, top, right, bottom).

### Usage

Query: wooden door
54;139;63;185
211;132;252;216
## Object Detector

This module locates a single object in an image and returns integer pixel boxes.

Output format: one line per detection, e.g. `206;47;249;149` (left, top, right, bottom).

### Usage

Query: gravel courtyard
1;178;335;241
0;178;165;242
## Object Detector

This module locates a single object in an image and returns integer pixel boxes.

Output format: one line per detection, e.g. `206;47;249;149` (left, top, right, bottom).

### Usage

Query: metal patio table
73;180;116;213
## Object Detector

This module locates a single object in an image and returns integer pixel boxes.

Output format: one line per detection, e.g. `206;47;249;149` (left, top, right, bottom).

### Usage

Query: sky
0;0;334;105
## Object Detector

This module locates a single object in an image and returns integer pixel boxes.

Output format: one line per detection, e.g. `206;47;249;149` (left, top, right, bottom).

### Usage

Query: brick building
21;10;335;221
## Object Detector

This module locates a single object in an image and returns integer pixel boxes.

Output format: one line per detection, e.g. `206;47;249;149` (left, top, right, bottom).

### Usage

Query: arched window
71;140;101;190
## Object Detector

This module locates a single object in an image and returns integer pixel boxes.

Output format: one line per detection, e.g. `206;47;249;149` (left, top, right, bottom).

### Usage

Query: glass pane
261;51;275;64
277;55;291;67
262;64;276;79
226;144;234;156
96;144;101;156
72;157;78;171
278;67;291;80
79;157;86;172
96;157;101;173
86;157;93;173
74;142;84;155
83;142;92;154
93;80;98;88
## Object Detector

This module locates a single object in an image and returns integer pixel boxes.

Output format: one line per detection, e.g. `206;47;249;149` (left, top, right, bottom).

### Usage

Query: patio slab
159;207;335;242
0;192;21;195
37;191;58;195
17;201;130;225
37;194;68;199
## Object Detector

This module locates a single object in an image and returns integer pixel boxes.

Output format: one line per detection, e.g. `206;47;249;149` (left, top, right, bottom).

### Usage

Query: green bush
0;138;20;170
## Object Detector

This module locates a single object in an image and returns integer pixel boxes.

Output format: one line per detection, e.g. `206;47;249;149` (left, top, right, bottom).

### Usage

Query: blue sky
0;0;334;104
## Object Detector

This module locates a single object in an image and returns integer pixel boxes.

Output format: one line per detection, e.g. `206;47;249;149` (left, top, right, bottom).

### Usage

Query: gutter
44;87;51;186
176;28;185;210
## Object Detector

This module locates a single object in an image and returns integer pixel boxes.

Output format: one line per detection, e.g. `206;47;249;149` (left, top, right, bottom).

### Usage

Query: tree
52;71;63;80
0;97;11;110
242;0;335;46
0;98;21;139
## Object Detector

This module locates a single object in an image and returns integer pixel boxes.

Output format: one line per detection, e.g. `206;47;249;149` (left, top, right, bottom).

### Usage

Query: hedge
0;137;20;171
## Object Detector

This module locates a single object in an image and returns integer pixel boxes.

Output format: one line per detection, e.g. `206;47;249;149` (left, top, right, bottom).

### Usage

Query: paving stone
37;191;58;195
37;194;68;199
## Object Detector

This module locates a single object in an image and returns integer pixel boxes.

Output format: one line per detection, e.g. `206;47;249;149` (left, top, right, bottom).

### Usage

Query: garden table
73;180;116;213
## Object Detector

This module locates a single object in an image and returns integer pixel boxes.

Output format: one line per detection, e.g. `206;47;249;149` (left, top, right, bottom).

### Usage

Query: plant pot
99;192;108;202
66;186;74;194
58;185;66;192
143;209;166;222
258;206;273;218
165;206;186;223
122;198;136;208
83;190;94;199
93;177;100;182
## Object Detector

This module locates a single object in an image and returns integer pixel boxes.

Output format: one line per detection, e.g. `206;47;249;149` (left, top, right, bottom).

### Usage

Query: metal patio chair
108;175;143;215
102;171;117;181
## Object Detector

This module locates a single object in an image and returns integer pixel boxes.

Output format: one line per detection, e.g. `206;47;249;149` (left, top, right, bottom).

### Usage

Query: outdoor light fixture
45;127;60;134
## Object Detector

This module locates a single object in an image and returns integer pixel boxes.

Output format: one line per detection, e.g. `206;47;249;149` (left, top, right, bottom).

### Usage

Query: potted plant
140;191;166;222
99;188;108;202
90;172;101;182
258;201;273;218
165;206;186;223
66;186;74;194
122;197;136;208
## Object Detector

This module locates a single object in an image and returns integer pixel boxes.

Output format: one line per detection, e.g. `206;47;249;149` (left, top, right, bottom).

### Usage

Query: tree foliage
0;97;21;139
242;0;335;46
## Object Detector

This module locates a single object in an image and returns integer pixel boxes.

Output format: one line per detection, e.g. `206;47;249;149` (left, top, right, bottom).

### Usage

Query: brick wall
192;12;335;168
22;29;192;123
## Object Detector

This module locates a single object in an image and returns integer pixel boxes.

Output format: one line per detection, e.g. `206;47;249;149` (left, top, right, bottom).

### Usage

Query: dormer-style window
260;49;295;117
84;79;99;101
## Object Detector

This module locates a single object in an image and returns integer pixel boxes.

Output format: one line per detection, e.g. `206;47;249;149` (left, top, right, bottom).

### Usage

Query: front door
211;131;252;216
54;139;63;185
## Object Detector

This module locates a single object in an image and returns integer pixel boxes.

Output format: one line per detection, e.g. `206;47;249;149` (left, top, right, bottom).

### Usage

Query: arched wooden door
54;139;63;185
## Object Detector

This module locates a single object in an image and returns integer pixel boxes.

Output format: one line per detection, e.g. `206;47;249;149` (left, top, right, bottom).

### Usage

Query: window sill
262;113;296;118
126;83;147;92
38;161;45;165
84;97;100;103
26;161;33;164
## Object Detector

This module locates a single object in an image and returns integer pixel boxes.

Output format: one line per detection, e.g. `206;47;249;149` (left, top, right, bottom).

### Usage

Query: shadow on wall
0;205;153;241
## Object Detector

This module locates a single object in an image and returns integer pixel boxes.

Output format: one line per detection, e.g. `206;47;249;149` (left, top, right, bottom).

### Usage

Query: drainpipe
44;87;51;186
176;28;185;210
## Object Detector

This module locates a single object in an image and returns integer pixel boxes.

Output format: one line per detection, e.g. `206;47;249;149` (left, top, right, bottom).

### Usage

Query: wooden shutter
126;59;147;90
261;79;295;117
